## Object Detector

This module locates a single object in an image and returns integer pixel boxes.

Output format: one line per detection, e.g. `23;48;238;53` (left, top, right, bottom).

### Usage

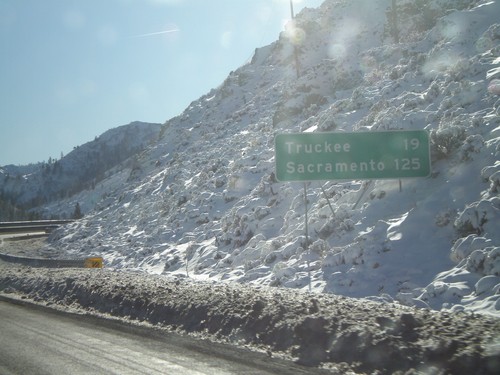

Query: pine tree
72;202;83;219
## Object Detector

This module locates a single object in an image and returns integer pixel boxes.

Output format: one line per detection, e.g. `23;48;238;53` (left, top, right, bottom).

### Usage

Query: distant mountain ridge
0;121;161;219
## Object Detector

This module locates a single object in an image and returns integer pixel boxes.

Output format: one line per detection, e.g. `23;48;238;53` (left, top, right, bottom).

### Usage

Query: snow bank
1;264;499;374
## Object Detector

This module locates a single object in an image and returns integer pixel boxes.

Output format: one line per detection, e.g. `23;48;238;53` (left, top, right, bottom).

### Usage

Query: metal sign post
303;182;311;292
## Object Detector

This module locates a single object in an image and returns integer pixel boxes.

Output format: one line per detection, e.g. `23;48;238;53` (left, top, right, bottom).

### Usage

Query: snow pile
1;264;499;374
22;0;500;317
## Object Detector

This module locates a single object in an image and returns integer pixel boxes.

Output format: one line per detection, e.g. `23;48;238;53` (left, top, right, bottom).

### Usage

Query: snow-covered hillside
43;0;500;316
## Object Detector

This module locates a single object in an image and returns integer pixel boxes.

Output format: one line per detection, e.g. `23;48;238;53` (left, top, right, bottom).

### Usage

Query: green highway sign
275;130;430;182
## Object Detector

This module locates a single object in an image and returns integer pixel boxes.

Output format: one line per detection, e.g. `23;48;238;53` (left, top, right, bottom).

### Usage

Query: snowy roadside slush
1;262;499;375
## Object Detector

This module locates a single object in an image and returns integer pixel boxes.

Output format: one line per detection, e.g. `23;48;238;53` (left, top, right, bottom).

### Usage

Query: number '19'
404;138;420;150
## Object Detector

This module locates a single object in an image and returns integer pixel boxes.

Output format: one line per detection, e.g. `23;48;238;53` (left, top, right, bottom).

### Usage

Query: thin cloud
131;29;180;38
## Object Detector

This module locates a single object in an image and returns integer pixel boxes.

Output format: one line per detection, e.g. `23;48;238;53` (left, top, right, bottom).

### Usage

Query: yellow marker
84;257;104;268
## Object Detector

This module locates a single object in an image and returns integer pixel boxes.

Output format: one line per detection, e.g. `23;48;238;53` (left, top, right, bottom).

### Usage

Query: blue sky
0;0;324;166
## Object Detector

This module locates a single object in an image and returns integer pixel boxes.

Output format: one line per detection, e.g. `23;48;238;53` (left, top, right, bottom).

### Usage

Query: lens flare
475;36;493;53
328;43;346;60
327;18;361;60
422;52;458;77
284;20;306;46
220;31;233;49
488;79;500;95
63;10;85;30
359;55;377;73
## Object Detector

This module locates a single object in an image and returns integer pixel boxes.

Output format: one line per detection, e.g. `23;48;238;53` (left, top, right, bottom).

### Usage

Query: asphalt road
0;298;326;375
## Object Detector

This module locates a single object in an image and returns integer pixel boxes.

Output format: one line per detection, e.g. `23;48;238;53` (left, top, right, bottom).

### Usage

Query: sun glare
284;20;306;46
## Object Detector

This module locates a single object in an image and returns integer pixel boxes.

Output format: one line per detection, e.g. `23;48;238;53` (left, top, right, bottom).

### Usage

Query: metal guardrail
0;226;58;234
0;252;83;268
0;221;103;268
0;252;103;268
0;220;75;235
0;220;75;227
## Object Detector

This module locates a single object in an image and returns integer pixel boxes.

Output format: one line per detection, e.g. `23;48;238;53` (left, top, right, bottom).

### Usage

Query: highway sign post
275;130;430;182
